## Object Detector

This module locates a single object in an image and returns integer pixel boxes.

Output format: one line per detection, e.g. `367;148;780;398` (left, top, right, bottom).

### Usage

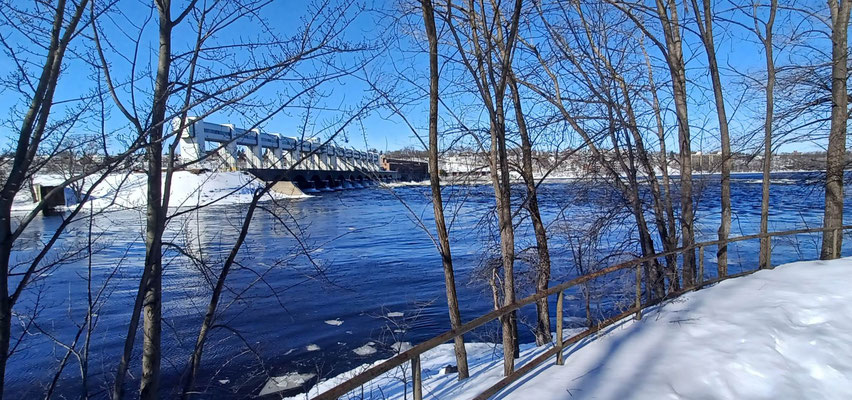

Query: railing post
698;245;704;287
555;290;564;365
834;227;841;258
634;265;642;320
412;354;422;400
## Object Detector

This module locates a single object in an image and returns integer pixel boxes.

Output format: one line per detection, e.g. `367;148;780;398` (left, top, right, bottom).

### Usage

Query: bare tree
640;38;679;292
821;0;851;259
441;0;524;374
507;75;552;346
689;0;733;276
419;0;470;379
651;0;697;285
753;0;778;269
518;0;671;298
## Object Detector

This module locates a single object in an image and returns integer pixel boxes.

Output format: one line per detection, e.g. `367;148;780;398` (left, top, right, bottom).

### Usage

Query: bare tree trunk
690;0;732;277
507;76;551;346
419;0;469;378
445;0;522;374
139;3;173;398
640;40;679;292
756;0;777;269
490;1;523;367
654;0;696;285
487;100;518;370
822;0;851;260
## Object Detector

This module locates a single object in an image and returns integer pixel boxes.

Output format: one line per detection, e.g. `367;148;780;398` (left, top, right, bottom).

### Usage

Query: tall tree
689;0;732;277
611;0;698;285
419;0;470;379
444;0;524;374
821;0;851;259
507;75;552;346
652;0;697;285
754;0;777;269
137;1;174;396
640;38;679;292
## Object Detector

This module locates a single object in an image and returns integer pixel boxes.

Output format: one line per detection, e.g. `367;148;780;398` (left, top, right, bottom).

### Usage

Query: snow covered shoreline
281;257;852;399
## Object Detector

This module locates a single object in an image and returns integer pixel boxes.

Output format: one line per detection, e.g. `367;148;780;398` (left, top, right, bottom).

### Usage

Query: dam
175;117;401;192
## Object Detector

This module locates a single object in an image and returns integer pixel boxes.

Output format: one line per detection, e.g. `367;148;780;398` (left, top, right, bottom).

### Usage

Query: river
7;171;847;398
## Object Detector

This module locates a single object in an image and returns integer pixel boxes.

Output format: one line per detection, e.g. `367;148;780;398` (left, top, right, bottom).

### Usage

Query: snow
496;257;852;400
288;257;852;400
11;171;309;212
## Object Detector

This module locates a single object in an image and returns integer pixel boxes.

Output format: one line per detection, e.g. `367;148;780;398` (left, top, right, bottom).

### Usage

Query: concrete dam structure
175;117;397;192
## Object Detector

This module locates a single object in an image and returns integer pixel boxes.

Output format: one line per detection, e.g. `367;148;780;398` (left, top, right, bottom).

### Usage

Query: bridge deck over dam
176;117;403;191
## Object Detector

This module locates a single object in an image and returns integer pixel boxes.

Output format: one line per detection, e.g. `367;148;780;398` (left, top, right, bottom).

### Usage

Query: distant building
381;158;429;181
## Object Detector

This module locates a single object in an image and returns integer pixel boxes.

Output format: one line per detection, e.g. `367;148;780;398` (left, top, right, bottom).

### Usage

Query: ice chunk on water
325;319;344;326
353;342;377;356
386;312;404;318
259;372;316;396
306;344;320;351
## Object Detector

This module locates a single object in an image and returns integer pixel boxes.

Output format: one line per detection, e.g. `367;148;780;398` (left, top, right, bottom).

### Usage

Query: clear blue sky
0;1;836;155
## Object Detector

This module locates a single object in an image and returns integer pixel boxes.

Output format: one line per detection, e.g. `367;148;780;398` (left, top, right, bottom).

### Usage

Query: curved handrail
312;224;852;400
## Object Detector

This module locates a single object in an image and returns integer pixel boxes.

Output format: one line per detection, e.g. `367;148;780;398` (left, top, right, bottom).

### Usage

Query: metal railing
313;225;852;400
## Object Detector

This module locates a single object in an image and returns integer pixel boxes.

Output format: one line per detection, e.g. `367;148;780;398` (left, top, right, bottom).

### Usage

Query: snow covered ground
12;171;309;212
286;257;852;399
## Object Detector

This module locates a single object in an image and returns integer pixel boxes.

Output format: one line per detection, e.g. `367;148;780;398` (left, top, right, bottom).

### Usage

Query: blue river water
7;171;849;398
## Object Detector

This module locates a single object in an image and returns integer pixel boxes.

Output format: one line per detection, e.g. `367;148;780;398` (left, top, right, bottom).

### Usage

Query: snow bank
289;257;852;399
12;171;309;212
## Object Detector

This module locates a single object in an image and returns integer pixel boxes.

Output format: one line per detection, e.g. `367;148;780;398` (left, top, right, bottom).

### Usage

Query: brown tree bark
419;0;470;378
654;0;697;286
139;2;173;398
689;0;732;277
507;76;552;346
616;91;669;299
822;0;851;259
755;0;777;269
445;0;522;374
